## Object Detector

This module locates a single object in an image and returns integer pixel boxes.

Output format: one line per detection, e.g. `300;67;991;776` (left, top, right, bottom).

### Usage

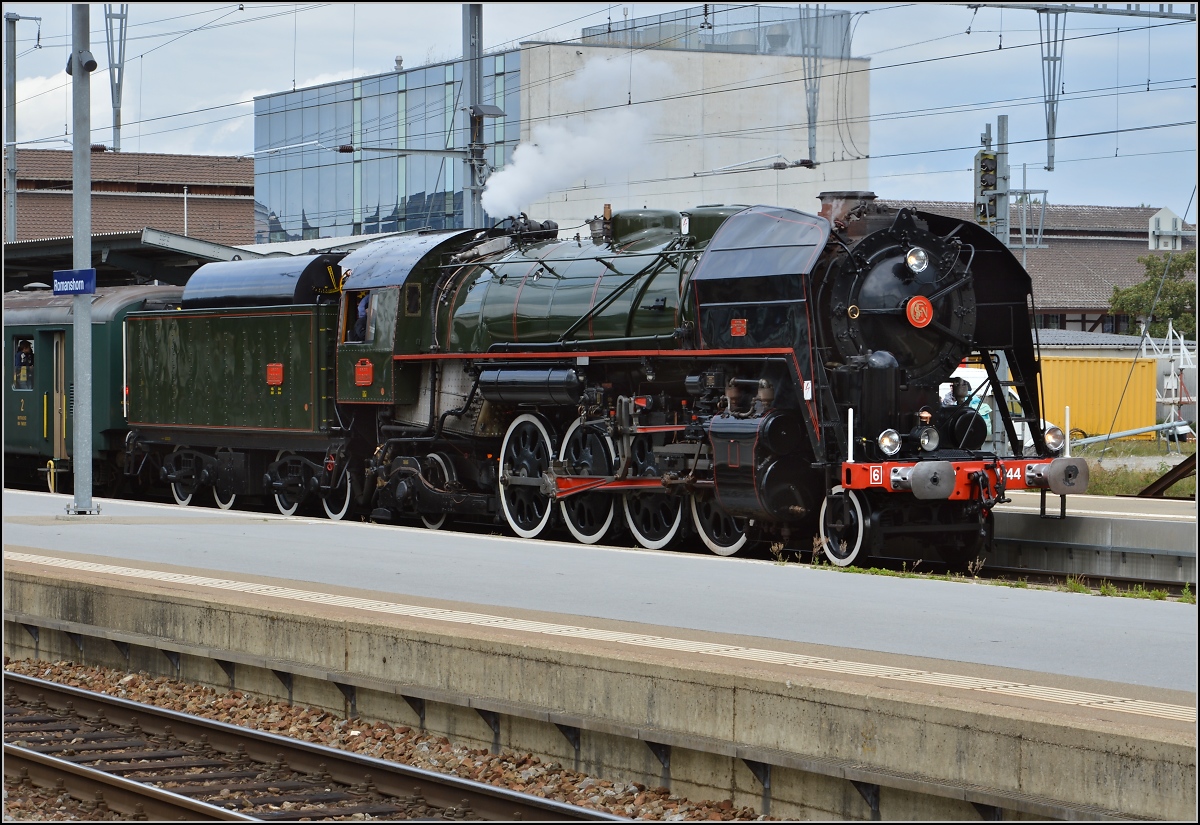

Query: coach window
12;335;35;390
12;337;35;390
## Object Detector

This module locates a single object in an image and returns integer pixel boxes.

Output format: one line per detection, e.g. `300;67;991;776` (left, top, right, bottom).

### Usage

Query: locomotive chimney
590;204;614;244
818;191;878;237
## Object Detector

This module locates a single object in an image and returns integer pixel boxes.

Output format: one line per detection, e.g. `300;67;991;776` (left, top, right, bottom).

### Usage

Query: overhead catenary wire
12;6;1192;156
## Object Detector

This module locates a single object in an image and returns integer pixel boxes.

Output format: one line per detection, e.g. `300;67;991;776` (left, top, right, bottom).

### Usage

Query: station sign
52;268;97;295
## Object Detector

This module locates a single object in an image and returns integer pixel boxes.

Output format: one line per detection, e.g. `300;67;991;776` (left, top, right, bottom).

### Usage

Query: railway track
3;672;623;822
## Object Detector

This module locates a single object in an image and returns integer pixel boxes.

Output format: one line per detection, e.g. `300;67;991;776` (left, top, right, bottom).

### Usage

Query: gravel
3;657;769;821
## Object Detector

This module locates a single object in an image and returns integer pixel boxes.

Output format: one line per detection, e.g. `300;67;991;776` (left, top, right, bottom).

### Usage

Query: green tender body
126;304;336;435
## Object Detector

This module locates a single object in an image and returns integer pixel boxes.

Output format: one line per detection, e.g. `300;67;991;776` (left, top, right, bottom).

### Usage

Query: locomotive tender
120;191;1088;566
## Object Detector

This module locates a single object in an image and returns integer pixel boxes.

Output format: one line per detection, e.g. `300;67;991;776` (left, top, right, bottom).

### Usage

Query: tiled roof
1019;237;1194;311
9;148;253;187
11;192;254;246
880;199;1195;234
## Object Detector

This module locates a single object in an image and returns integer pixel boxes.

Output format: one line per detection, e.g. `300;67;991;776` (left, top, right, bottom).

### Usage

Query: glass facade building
253;52;520;243
252;4;856;244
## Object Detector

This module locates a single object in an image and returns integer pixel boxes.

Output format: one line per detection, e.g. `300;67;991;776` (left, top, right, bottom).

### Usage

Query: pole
462;4;483;228
183;185;188;235
996;115;1010;245
104;4;128;152
70;3;96;515
5;13;18;242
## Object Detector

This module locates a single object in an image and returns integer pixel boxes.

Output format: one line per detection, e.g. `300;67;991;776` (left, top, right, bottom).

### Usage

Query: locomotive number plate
730;318;747;337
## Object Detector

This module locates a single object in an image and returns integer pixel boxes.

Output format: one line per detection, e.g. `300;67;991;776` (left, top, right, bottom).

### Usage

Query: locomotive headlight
905;247;930;274
1044;425;1066;453
919;426;940;451
877;429;902;456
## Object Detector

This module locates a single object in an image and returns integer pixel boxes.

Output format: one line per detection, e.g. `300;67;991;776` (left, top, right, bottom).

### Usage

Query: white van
939;367;1060;454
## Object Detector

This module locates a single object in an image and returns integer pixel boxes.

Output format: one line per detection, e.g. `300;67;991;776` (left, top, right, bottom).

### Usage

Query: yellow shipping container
1037;357;1157;439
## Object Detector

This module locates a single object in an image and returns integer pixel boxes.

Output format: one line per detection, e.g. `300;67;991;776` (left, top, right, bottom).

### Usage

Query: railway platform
3;489;1196;820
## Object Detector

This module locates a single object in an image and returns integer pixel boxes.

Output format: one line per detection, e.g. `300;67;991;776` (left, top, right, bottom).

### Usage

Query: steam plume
481;54;672;219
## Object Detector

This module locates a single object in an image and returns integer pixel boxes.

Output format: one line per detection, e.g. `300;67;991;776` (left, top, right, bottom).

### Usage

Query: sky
4;2;1197;218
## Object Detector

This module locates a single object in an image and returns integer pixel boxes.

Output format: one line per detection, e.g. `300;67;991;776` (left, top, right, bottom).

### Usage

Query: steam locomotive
115;191;1087;566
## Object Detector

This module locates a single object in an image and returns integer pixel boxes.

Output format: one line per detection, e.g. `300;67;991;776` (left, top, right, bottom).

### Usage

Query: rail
3;742;255;821
3;673;624;822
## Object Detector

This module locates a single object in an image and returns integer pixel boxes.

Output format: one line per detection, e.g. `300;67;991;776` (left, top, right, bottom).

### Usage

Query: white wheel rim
420;454;451;530
273;450;300;516
322;469;352;520
558;418;616;545
689;495;748;556
622;493;682;550
819;486;864;567
170;448;193;507
499;413;555;539
213;448;236;510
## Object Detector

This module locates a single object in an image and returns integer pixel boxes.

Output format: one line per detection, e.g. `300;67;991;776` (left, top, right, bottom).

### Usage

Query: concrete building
250;4;869;242
1;148;254;246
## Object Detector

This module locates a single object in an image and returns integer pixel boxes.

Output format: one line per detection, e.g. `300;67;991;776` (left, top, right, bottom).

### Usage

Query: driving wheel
621;435;682;550
558;418;616;544
499;414;555;539
690;494;748;556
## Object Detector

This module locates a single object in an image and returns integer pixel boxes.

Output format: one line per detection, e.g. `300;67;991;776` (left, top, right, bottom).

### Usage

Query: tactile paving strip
6;551;1194;723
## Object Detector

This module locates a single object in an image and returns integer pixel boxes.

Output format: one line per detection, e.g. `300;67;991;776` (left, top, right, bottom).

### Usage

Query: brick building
2;148;254;246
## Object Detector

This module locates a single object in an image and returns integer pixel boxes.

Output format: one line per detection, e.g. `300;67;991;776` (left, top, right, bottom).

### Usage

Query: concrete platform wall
5;568;1194;821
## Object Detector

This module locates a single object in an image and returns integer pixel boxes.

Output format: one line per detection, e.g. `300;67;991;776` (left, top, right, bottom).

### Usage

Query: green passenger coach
3;284;184;493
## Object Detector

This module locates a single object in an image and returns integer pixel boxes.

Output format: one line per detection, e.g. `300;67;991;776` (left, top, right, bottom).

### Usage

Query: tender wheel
170;447;196;507
499;414;555;539
420;453;454;530
819;486;867;567
273;450;302;516
690;494;748;556
558;419;616;545
322;467;353;521
212;448;237;510
213;486;236;510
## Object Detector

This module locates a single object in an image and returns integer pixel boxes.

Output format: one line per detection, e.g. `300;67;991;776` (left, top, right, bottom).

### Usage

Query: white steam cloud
481;54;672;219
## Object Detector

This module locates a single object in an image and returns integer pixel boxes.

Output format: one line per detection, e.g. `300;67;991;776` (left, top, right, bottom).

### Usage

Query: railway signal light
974;151;998;227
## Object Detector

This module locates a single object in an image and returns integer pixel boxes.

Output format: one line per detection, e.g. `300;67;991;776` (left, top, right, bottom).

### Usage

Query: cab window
345;290;374;343
12;337;34;390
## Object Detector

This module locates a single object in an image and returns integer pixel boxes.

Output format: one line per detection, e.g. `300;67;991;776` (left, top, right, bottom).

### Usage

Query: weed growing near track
804;557;1190;602
1062;573;1092;594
